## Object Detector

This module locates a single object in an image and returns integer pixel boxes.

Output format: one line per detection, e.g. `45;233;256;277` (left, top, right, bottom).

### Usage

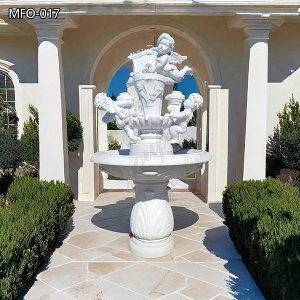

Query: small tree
267;96;300;176
21;105;39;167
67;112;83;152
21;105;83;168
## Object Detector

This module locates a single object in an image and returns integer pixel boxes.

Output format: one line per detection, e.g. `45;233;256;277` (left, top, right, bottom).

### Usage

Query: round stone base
129;235;174;258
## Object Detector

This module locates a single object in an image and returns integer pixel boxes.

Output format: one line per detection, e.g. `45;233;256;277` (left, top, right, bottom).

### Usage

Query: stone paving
24;192;264;300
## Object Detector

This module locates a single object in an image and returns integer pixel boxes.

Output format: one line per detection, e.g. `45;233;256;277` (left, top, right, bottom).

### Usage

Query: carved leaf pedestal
129;180;174;258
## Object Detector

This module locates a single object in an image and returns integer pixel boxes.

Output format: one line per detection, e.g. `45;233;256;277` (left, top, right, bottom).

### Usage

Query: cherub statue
150;33;193;82
164;93;203;143
95;92;140;143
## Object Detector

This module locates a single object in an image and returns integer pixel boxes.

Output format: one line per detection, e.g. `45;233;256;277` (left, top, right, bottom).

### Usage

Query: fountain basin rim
90;149;212;167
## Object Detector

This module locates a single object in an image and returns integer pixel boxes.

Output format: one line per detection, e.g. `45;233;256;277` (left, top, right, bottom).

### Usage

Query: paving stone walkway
24;192;264;300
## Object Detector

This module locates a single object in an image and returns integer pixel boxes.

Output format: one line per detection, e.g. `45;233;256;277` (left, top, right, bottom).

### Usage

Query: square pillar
207;85;229;202
78;85;101;201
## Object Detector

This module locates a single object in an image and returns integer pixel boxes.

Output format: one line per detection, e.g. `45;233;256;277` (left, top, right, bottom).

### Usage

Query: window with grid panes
0;71;16;128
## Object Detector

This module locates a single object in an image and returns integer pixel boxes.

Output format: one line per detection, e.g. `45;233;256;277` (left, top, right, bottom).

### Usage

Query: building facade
1;0;300;201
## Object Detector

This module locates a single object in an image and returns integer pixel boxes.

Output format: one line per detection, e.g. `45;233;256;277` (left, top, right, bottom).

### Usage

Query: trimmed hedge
0;177;75;300
223;178;300;300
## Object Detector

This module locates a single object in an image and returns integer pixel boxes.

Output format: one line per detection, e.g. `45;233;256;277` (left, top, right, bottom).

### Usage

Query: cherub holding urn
151;33;193;82
164;92;203;143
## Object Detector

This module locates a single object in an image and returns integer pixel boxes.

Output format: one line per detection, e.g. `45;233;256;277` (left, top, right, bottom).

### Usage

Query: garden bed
223;178;300;300
0;177;75;300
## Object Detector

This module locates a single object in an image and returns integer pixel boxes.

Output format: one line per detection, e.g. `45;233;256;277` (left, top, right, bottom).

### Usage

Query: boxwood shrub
223;178;300;300
0;177;75;300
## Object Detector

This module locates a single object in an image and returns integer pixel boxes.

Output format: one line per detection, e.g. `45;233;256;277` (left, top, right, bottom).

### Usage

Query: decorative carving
134;77;165;117
163;92;203;143
149;33;193;82
95;92;140;143
130;199;174;240
95;32;203;144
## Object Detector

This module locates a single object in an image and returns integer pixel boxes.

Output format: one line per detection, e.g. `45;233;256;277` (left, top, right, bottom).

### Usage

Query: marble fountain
91;33;211;258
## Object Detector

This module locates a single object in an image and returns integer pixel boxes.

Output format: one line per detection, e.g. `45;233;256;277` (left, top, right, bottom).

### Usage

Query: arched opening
0;60;23;137
90;26;218;194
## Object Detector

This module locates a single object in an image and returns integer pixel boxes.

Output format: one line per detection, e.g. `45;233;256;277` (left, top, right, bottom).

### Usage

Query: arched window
0;70;17;128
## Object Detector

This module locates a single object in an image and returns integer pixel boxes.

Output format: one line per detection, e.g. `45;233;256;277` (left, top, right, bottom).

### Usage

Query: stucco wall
62;15;244;183
268;22;300;138
1;16;300;192
0;36;37;83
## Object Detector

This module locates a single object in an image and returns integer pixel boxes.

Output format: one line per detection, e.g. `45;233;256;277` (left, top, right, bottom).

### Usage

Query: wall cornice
0;0;300;5
0;1;300;23
0;0;300;10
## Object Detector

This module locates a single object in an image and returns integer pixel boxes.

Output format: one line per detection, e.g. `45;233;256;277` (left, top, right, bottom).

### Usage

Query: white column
242;19;272;180
78;85;101;201
32;19;69;183
207;85;229;202
195;86;208;197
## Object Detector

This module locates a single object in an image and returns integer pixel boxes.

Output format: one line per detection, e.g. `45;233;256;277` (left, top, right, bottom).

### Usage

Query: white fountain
91;33;211;258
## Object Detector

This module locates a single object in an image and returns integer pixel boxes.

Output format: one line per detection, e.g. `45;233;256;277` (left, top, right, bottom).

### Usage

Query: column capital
229;14;284;41
29;15;77;43
207;85;222;90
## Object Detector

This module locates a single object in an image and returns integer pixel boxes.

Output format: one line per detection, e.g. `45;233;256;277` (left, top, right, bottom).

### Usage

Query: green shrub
21;106;84;167
107;119;119;130
67;111;83;152
108;135;121;150
181;138;197;149
21;105;39;167
0;177;74;299
0;128;22;170
15;162;39;179
0;169;14;196
223;178;300;300
267;96;300;176
187;111;197;127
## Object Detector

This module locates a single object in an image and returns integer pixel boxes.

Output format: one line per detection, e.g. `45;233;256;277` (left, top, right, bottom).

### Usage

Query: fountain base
129;180;174;258
91;149;212;258
129;235;174;258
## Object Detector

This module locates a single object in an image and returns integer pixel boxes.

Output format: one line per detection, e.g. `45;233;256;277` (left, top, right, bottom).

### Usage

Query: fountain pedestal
129;180;174;258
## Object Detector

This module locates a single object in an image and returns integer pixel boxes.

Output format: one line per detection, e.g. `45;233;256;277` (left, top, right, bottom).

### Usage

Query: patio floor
24;192;264;300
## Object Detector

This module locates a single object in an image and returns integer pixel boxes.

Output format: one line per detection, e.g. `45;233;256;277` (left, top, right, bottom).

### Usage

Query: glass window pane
0;89;5;99
5;76;14;88
0;73;5;89
7;90;15;102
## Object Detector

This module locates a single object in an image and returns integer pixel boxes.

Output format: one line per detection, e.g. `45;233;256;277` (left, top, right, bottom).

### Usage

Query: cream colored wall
0;36;38;132
268;69;300;137
0;36;37;83
268;22;300;138
2;16;300;196
62;15;245;185
19;83;39;130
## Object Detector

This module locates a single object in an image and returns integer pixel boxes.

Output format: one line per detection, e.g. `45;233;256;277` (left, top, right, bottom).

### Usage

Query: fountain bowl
91;148;211;181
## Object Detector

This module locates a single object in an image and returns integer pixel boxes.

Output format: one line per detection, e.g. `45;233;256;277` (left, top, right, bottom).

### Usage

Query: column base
129;235;174;258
